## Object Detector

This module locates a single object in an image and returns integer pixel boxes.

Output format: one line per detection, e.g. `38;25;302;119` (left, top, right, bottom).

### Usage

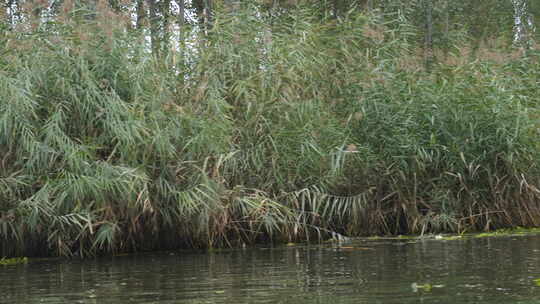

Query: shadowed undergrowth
0;7;539;257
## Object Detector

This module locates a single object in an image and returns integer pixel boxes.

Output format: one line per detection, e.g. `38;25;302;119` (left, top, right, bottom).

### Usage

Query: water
2;235;540;304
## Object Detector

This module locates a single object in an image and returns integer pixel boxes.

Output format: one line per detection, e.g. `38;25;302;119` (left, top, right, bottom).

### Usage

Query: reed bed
0;6;538;257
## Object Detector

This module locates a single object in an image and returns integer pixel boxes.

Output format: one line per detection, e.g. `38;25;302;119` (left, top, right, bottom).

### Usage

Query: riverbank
1;5;539;258
4;227;540;261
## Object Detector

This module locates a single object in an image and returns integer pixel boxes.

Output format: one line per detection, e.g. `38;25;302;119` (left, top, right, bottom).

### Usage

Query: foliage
0;2;539;257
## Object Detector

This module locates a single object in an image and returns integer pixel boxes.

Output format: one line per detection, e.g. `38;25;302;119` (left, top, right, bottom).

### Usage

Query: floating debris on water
411;282;444;292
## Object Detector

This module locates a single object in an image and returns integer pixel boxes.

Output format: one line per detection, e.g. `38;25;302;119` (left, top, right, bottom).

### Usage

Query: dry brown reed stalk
363;24;385;43
441;40;535;66
0;4;6;20
58;0;75;24
396;49;424;73
97;0;115;27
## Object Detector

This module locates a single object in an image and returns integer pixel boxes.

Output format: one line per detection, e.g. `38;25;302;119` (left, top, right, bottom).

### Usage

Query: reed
0;4;538;257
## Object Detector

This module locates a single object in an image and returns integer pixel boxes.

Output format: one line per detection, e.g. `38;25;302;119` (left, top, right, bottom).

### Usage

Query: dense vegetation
0;0;539;257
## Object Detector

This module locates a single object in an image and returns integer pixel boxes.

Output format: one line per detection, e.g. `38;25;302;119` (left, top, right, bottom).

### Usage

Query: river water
2;235;540;304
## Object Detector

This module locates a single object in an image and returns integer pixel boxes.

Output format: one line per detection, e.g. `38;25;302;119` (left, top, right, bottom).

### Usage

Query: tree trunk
443;0;449;58
176;0;186;88
161;0;171;55
204;0;213;30
424;0;434;72
512;0;536;52
136;0;145;29
178;0;184;27
148;0;160;56
193;0;212;32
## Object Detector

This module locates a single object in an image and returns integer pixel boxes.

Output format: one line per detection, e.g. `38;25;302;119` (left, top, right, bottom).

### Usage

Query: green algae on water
0;257;28;266
474;227;540;238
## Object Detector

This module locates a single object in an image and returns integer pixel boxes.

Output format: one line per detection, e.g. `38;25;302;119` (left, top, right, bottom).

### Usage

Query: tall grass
0;5;538;257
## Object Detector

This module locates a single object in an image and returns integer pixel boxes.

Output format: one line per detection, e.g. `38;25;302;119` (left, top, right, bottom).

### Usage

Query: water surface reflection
3;235;540;303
